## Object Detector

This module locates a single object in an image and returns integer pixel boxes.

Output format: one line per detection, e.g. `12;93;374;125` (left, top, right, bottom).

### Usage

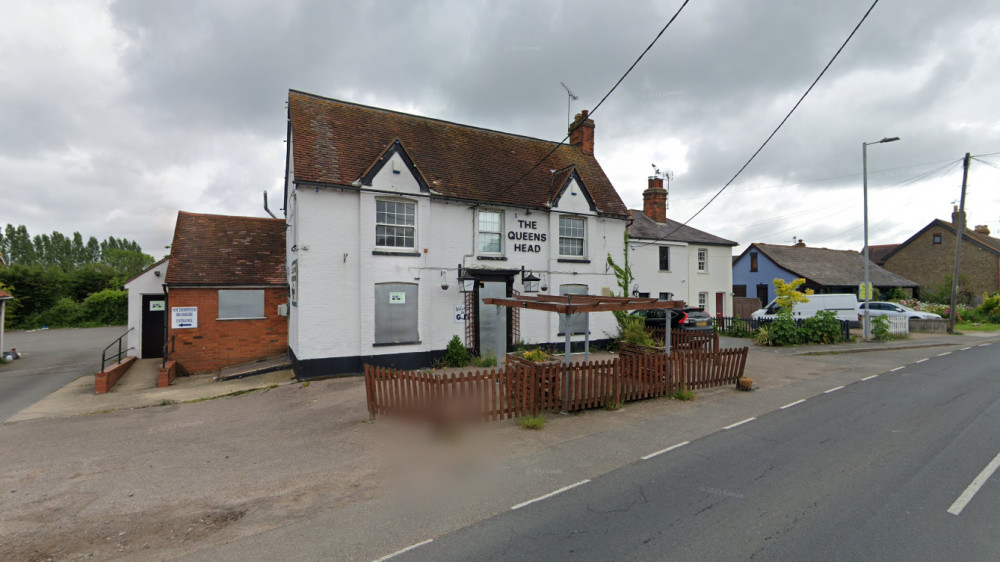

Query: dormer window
375;199;415;248
478;210;503;254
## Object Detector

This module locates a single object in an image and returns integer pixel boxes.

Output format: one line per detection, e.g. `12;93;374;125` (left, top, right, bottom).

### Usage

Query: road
0;326;125;421
395;342;1000;561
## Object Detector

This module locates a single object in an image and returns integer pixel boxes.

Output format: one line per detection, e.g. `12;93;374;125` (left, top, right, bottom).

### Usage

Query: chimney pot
642;176;668;223
975;224;991;235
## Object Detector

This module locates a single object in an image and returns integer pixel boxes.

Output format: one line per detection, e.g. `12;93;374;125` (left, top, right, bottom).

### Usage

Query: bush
620;316;655;347
975;293;1000;324
753;326;773;346
872;315;891;341
522;348;549;362
37;297;85;327
472;350;498;368
441;335;471;367
769;314;801;346
800;310;841;344
82;289;127;325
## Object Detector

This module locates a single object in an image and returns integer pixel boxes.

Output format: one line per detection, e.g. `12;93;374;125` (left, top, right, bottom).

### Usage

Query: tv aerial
560;82;579;128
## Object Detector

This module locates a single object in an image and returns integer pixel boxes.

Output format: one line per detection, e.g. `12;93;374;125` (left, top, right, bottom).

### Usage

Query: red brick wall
95;356;137;394
166;287;288;374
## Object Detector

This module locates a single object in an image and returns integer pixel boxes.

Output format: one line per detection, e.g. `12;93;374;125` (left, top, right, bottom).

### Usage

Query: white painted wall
123;259;169;358
630;240;733;316
287;163;628;365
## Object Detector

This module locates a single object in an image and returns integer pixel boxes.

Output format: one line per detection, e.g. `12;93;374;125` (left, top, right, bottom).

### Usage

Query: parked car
631;307;714;332
857;301;942;320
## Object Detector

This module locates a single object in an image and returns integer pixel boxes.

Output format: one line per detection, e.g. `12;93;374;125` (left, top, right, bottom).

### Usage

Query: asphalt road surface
397;342;1000;561
0;326;125;421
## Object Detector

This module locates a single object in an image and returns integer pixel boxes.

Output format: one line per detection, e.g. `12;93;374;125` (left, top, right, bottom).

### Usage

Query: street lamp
862;136;900;340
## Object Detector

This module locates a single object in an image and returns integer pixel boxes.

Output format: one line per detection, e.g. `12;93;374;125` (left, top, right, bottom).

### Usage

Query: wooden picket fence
364;346;748;423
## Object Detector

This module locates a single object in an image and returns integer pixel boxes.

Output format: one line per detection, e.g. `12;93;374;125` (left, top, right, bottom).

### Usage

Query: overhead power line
502;0;692;195
634;0;882;248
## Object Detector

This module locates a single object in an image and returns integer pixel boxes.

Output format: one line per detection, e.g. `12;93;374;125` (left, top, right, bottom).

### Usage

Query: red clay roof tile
288;90;629;217
165;212;286;286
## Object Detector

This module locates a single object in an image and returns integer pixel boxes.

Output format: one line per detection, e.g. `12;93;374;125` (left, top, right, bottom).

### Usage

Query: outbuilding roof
165;211;286;286
287;90;630;217
0;289;12;300
628;210;737;246
744;243;917;288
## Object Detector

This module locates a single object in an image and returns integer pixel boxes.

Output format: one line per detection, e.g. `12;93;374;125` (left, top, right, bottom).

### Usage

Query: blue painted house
732;242;917;307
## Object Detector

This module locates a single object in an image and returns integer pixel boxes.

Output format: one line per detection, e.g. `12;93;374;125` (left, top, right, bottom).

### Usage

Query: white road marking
723;417;756;430
861;374;879;381
961;347;972;351
948;451;1000;516
642;441;690;460
938;352;952;357
980;343;992;347
780;399;807;410
889;366;905;372
824;386;845;393
373;539;434;562
511;479;590;510
915;358;929;363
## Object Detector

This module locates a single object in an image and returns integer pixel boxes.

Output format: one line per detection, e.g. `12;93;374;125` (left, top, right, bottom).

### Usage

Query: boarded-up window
374;283;419;344
218;290;264;319
558;284;588;335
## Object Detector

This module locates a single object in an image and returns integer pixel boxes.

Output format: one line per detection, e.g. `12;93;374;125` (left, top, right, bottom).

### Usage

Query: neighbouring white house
283;90;635;378
122;257;169;359
627;174;738;317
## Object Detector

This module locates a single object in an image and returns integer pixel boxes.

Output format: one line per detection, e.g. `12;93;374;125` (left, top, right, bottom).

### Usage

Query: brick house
733;241;917;306
879;209;1000;299
164;211;288;374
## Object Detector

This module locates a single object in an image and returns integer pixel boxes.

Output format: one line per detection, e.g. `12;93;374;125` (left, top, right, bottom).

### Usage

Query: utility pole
947;152;971;333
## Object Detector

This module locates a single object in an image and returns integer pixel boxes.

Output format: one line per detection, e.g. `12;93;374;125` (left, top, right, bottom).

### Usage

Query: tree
606;230;635;331
773;278;813;311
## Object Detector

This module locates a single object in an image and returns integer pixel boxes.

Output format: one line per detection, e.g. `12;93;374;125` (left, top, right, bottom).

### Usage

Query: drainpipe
161;283;169;368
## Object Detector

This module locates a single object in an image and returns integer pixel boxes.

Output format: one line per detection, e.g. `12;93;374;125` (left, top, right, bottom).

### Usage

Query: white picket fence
887;316;909;336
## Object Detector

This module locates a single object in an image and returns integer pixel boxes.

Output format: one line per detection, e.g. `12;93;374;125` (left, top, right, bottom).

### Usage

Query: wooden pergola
480;294;684;365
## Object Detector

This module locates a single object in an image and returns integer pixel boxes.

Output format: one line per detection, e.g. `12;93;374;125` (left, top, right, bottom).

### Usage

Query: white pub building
283;90;636;378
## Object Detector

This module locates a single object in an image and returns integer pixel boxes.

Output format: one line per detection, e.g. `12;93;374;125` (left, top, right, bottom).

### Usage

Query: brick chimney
569;110;594;155
975;225;991;235
952;205;966;231
794;239;806;247
642;176;668;223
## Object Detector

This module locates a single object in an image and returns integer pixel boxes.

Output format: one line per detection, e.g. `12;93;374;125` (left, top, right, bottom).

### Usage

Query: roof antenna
560;82;579;128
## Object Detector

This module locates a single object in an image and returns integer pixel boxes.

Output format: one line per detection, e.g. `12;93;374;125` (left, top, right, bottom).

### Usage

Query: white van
751;293;860;326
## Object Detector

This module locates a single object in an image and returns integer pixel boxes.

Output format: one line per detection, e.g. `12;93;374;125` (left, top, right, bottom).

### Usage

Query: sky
3;0;999;259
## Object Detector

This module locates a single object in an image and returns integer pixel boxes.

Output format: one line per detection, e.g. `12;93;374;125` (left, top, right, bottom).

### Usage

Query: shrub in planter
621;316;655;347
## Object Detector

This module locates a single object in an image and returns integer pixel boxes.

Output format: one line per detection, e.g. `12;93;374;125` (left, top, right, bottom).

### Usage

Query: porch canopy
480;294;685;365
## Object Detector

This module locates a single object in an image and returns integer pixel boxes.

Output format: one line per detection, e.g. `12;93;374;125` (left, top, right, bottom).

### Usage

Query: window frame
697;248;708;272
750;252;758;272
477;209;504;255
558;215;586;258
217;289;265;320
698;291;708;308
932;233;942;244
659;292;673;301
658;246;670;271
375;199;417;250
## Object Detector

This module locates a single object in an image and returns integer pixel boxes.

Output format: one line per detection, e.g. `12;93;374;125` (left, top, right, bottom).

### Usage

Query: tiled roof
882;218;1000;262
863;244;899;265
628;210;737;246
751;243;917;287
288;90;630;217
165;212;286;286
0;289;12;299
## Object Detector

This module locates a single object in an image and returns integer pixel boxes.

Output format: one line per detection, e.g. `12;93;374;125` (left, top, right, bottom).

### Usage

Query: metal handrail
101;328;134;372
